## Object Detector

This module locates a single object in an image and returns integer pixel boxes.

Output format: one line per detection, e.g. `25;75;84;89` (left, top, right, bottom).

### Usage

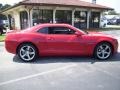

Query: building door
74;11;87;29
20;11;28;29
89;12;100;28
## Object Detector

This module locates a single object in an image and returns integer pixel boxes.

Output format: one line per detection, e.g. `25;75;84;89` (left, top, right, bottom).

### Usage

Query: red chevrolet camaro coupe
5;24;118;62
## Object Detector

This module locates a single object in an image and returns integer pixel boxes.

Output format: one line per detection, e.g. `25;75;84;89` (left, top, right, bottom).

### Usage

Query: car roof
22;23;86;35
22;23;73;32
37;23;72;27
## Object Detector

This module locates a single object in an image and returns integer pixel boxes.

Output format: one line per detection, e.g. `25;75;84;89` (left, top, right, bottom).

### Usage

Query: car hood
88;31;116;39
88;31;105;35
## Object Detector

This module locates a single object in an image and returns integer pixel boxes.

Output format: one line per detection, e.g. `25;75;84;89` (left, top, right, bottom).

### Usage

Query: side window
38;27;75;35
49;27;75;34
38;27;49;34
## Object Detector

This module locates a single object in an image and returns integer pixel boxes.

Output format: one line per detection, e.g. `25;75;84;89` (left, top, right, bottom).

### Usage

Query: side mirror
75;32;81;36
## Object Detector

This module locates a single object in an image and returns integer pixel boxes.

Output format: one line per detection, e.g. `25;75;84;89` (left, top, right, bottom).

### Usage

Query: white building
1;0;113;30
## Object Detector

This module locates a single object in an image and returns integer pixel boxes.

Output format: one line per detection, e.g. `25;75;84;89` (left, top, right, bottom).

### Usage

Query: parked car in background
5;24;118;62
104;15;120;25
107;19;117;25
0;20;6;35
116;19;120;25
100;19;107;28
2;20;9;27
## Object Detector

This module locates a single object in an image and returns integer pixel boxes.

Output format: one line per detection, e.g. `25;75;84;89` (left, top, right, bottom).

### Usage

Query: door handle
47;37;54;40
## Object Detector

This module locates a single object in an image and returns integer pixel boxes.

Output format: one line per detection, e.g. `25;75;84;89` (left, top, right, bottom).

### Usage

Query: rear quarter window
37;27;49;34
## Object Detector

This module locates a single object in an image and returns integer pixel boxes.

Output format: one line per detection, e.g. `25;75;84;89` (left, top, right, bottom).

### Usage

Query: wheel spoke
100;45;103;50
27;46;30;51
101;52;105;58
105;45;109;50
21;48;25;52
104;51;110;54
97;51;102;54
29;52;35;55
21;53;27;58
26;53;31;59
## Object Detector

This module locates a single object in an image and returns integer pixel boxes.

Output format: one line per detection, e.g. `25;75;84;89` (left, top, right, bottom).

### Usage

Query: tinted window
49;27;75;34
38;27;49;34
38;27;75;34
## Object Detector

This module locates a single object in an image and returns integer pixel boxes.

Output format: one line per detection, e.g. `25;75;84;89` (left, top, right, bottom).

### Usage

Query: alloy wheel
19;44;37;61
96;43;112;60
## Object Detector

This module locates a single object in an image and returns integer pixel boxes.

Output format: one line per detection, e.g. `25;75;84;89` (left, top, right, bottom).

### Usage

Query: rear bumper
5;40;18;54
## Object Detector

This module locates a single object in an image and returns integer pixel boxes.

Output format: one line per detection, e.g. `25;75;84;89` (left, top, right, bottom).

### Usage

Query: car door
45;26;85;56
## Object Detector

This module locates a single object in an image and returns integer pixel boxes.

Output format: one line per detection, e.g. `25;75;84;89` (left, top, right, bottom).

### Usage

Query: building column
30;9;33;27
26;8;32;28
27;7;33;27
87;10;91;29
26;10;31;28
5;14;10;30
72;9;75;26
13;11;21;30
53;8;56;23
25;6;33;27
99;11;104;28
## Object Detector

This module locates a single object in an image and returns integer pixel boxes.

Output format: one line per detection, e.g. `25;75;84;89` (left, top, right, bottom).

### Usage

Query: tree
1;4;11;10
0;4;3;9
108;10;118;15
0;3;11;20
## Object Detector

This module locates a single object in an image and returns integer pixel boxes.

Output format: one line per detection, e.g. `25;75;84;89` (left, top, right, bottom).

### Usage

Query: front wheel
18;43;38;62
94;42;113;60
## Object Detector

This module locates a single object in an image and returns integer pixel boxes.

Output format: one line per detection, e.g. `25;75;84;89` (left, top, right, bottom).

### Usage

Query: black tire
94;42;113;60
17;43;38;62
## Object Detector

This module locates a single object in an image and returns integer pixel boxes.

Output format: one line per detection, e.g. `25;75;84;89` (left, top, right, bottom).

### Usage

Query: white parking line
0;64;76;86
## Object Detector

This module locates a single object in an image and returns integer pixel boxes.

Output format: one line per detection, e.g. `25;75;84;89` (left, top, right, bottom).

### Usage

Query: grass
0;35;5;42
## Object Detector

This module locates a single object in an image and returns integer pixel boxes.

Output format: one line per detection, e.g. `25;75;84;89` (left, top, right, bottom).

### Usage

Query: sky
0;0;120;13
84;0;120;13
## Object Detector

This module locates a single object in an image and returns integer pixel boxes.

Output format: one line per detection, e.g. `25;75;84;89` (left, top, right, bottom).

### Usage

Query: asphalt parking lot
0;30;120;90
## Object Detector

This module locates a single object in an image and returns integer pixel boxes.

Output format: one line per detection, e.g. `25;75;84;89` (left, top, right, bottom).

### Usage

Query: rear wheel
94;42;113;60
18;43;38;62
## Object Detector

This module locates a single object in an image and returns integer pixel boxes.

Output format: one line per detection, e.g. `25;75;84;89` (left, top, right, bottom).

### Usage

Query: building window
89;12;100;28
74;11;87;29
20;11;28;29
55;10;72;25
32;9;53;26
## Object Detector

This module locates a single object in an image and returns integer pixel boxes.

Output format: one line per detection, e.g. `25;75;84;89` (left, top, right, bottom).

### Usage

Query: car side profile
5;23;118;62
